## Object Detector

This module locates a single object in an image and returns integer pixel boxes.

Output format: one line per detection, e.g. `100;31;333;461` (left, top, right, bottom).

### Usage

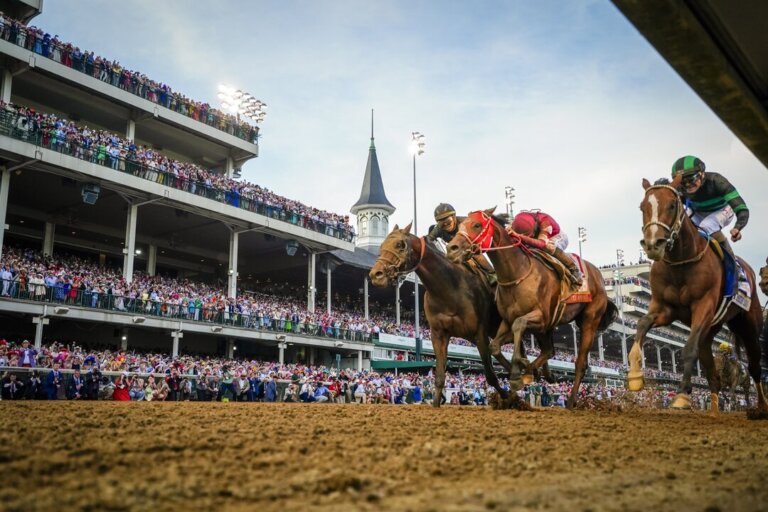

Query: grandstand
0;0;406;371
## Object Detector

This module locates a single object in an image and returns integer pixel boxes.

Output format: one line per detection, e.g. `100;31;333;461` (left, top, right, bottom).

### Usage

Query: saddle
527;249;591;303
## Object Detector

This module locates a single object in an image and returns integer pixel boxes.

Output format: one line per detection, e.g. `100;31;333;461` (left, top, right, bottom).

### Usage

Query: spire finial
370;108;375;149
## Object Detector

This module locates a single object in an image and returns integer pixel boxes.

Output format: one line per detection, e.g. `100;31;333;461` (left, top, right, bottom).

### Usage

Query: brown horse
714;350;751;410
369;223;506;407
633;175;768;414
446;208;617;408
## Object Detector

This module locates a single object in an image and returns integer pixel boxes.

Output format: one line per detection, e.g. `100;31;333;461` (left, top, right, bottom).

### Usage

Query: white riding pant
688;205;734;235
550;233;568;251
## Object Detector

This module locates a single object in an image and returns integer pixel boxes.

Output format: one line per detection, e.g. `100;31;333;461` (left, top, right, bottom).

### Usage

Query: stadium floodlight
616;248;625;267
217;83;267;125
411;131;425;362
578;227;587;259
505;186;515;218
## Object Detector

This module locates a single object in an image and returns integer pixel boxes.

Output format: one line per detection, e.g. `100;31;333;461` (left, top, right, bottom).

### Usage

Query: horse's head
639;175;684;261
446;207;497;264
369;223;419;287
759;257;768;295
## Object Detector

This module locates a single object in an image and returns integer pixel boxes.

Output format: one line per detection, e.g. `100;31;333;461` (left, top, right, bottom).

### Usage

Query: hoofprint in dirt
2;403;768;512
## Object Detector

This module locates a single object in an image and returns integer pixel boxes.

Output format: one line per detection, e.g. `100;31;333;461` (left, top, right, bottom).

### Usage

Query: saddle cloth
706;235;751;321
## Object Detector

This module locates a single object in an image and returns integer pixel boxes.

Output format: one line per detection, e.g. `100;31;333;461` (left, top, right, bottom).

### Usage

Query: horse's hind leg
489;321;514;376
727;308;768;412
510;310;544;383
477;334;507;399
526;331;554;384
568;311;601;409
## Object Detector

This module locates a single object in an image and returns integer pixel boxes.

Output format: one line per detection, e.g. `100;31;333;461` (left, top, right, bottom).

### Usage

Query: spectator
2;372;24;399
45;362;63;399
66;369;84;399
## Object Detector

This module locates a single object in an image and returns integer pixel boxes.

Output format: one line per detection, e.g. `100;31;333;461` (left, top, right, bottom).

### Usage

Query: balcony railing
1;24;259;144
0;109;356;243
0;279;375;344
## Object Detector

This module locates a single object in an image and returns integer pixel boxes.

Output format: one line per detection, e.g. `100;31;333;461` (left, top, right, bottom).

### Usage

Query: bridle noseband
642;184;685;252
377;235;426;282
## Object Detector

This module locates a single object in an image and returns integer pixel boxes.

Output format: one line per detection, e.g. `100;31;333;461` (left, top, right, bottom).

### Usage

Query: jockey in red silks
510;210;582;286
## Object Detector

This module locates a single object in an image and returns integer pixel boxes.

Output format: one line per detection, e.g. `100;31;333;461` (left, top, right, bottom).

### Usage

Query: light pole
504;186;516;218
411;131;425;361
578;227;587;259
616;248;625;267
613;268;627;366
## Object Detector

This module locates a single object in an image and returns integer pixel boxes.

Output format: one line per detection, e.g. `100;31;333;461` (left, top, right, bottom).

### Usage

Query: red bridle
465;211;495;250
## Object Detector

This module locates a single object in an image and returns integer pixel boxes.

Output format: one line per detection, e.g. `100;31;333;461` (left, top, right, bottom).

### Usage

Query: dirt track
2;403;768;512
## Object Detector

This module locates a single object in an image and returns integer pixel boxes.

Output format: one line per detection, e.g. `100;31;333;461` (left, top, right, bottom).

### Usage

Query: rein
643;184;708;266
378;235;426;280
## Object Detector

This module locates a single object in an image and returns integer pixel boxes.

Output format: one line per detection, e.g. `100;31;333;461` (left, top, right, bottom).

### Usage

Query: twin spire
350;109;395;214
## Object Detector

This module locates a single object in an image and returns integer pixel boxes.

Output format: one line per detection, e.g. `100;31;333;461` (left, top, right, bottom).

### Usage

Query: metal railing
0;27;258;143
0;278;376;344
0;109;356;243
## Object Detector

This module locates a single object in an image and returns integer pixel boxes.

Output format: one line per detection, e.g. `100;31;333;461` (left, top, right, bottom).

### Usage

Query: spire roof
351;110;395;214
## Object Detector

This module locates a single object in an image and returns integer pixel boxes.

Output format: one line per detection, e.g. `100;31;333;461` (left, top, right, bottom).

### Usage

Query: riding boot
472;255;497;287
711;231;735;260
552;247;583;287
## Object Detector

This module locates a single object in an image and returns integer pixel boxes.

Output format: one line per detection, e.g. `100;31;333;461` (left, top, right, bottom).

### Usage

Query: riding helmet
671;155;705;178
434;203;456;221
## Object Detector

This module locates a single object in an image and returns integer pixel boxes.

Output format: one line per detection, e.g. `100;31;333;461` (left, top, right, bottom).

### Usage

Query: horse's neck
669;215;708;262
414;239;455;294
487;226;528;279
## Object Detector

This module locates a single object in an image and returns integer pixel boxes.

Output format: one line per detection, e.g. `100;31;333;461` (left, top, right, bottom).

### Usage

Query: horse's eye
396;241;405;250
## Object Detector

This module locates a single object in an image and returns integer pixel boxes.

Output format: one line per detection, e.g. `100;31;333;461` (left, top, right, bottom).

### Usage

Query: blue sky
36;1;768;287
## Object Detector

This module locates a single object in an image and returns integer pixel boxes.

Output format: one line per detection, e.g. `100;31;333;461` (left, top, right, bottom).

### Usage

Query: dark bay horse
633;175;768;414
446;208;617;408
369;223;505;407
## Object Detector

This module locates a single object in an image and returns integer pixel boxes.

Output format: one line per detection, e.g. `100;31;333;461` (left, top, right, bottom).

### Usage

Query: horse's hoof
521;373;534;385
627;372;645;392
670;393;692;410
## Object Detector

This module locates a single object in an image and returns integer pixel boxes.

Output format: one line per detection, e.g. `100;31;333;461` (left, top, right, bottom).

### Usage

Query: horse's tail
597;300;619;332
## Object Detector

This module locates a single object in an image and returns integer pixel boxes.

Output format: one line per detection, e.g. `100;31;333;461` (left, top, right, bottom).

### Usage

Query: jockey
427;203;496;283
671;155;748;260
510;210;583;286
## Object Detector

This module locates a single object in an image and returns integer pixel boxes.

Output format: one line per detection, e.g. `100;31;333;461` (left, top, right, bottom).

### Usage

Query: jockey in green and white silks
671;155;749;259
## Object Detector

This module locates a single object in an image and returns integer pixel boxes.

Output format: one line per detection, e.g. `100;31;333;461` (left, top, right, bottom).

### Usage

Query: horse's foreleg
489;321;514;376
477;336;507;399
628;308;671;392
431;334;449;408
526;331;554;384
511;311;544;383
672;305;715;409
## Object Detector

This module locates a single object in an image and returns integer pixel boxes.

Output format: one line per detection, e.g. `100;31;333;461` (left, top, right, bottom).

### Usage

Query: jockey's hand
730;228;742;242
545;238;556;253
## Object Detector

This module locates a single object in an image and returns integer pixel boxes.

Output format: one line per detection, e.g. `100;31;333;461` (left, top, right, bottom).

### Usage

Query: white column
571;323;578;355
529;334;535;351
697;361;701;377
147;244;157;276
278;342;286;365
309;347;315;365
395;283;401;325
121;334;128;351
0;168;9;262
641;346;646;369
326;265;332;315
225;155;235;179
226;339;234;359
43;222;55;256
0;70;12;103
122;203;138;283
227;230;239;298
307;252;316;313
364;278;369;321
656;345;662;371
126;118;136;141
621;332;628;366
598;333;604;361
358;350;363;372
171;331;182;358
672;350;677;374
32;313;48;349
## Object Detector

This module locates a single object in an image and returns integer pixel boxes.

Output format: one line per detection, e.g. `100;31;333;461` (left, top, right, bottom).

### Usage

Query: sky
36;0;768;292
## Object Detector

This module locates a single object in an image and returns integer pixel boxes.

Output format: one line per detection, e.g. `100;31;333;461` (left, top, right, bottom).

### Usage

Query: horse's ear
402;222;413;234
670;173;682;188
483;206;497;216
642;178;651;190
393;224;399;231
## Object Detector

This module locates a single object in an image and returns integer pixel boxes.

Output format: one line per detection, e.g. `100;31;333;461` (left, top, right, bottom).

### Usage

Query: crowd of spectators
0;13;258;143
0;339;745;410
0;100;355;241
